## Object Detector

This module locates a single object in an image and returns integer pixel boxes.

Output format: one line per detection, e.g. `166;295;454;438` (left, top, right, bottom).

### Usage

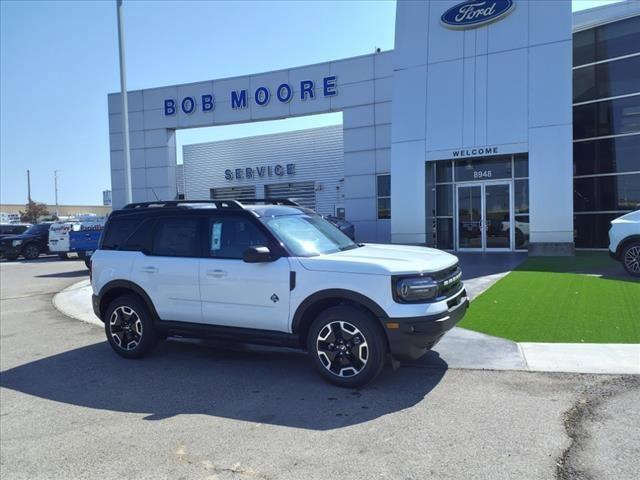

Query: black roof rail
122;200;243;210
238;198;300;206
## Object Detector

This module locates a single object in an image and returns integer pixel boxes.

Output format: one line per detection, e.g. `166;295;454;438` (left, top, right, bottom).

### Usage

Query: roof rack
238;198;300;206
121;198;300;210
123;200;243;210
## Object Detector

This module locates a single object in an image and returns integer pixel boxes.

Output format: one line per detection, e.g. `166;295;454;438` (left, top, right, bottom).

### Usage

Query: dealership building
108;0;640;253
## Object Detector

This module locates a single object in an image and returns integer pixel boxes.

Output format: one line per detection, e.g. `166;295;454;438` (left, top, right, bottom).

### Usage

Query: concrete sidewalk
53;279;639;375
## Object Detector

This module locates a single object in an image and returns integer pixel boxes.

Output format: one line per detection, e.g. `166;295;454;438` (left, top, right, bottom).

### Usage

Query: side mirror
242;245;272;263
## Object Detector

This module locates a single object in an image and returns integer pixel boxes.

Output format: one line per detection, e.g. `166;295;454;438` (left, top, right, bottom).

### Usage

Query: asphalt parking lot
1;259;638;480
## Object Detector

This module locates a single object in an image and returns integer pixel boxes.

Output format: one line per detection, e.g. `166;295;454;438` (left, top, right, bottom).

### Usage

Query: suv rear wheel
22;243;40;260
307;305;386;388
622;241;640;277
105;295;157;358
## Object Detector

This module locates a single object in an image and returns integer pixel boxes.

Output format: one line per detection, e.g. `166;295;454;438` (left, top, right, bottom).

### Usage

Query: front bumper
0;244;21;258
383;288;469;360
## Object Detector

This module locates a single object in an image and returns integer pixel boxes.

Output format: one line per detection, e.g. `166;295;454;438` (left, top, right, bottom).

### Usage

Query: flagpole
116;0;132;204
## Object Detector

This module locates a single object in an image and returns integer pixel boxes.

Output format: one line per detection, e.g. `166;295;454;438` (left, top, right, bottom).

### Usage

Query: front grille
438;268;462;297
430;263;460;281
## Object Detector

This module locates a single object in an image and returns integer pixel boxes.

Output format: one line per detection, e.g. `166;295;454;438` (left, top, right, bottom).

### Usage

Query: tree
20;201;50;224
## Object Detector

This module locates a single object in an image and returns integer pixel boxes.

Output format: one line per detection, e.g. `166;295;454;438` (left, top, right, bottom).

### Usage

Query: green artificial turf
458;253;640;343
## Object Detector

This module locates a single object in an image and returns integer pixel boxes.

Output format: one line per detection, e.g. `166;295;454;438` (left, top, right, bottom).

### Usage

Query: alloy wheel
624;245;640;274
316;320;369;377
24;245;39;260
109;306;143;351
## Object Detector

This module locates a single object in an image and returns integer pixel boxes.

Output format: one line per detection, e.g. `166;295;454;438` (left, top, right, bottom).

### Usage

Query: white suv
609;210;640;277
91;200;468;387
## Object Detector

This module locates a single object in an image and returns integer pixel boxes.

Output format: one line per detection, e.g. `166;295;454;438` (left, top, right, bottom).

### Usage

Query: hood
0;233;38;242
298;243;459;276
611;209;640;224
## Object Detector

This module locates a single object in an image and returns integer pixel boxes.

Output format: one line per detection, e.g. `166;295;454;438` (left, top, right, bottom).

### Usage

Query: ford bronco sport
91;199;468;387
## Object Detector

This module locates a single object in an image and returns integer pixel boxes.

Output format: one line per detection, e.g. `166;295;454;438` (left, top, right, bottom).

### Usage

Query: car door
199;214;291;332
130;216;203;323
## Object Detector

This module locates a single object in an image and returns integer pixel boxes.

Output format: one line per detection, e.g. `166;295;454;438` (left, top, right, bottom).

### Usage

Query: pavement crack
555;375;640;480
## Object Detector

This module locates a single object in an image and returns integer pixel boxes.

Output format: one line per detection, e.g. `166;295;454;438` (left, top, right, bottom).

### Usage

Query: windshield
262;214;358;257
24;224;49;235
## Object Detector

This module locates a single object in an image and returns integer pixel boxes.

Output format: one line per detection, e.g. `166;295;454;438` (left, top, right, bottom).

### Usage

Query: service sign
441;0;515;29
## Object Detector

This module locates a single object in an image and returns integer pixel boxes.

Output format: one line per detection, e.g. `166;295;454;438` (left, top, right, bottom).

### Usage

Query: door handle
206;269;227;278
141;266;158;274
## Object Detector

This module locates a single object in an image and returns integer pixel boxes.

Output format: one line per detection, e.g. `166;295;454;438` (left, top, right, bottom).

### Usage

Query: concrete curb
52;280;102;327
53;280;640;375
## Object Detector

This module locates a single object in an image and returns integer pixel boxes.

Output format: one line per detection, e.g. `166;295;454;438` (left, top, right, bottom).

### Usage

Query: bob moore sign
163;77;337;116
441;0;515;29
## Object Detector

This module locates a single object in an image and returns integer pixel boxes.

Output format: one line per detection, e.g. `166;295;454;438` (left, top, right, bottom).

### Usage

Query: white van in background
48;221;75;258
49;217;107;259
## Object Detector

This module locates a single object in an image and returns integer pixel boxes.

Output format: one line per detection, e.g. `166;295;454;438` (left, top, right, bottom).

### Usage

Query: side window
122;218;155;253
152;217;199;257
209;216;270;259
101;217;139;250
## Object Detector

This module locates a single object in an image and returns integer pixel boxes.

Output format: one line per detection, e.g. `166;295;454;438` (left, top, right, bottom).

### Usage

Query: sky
0;0;625;206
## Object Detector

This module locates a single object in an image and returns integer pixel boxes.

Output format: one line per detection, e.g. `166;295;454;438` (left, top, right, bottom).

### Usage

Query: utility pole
116;0;132;204
54;170;60;217
27;169;31;203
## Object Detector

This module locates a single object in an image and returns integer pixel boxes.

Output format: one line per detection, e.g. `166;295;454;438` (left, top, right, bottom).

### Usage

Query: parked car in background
0;223;31;238
70;220;105;267
323;215;355;240
49;218;105;266
91;199;468;387
0;222;53;260
609;210;640;277
49;221;75;258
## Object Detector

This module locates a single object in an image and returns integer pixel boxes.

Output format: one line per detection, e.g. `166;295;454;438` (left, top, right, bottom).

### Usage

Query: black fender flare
617;235;640;257
97;280;159;319
291;288;389;334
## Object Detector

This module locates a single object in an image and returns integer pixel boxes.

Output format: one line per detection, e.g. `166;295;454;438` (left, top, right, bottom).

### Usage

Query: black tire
3;254;19;261
307;305;386;388
22;243;40;260
58;253;68;260
621;241;640;277
84;257;91;269
104;295;157;359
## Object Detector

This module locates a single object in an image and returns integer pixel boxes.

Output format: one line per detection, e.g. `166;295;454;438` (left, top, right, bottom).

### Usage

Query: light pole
116;0;132;205
54;170;60;217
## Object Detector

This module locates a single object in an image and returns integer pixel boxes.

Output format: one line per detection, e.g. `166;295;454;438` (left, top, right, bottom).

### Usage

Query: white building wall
182;126;344;216
108;51;394;242
391;0;574;250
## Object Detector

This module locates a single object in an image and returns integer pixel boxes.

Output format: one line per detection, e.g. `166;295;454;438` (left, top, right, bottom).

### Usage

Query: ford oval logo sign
441;0;516;29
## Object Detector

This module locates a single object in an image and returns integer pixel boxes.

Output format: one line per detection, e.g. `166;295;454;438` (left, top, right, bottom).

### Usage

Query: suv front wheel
105;295;158;358
307;305;386;388
622;241;640;277
22;243;40;260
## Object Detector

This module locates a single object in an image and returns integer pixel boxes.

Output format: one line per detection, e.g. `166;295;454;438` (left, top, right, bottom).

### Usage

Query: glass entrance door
484;183;512;251
456;182;513;251
457;185;483;250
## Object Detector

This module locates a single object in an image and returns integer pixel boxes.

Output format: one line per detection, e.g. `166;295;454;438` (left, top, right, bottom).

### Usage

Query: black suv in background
0;224;31;237
0;223;52;260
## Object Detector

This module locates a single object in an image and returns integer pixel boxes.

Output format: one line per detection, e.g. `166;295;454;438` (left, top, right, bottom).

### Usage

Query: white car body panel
200;256;290;331
609;210;640;254
130;253;202;323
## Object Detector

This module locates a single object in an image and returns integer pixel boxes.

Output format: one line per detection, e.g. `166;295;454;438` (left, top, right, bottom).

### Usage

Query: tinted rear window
152;217;200;257
101;217;140;250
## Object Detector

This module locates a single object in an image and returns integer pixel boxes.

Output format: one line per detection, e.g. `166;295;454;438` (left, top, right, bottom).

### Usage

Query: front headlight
11;240;23;247
395;277;439;302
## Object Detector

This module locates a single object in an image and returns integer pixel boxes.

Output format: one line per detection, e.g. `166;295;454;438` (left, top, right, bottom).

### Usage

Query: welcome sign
441;0;515;29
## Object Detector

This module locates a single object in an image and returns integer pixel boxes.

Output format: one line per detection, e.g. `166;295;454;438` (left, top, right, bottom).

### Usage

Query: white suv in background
609;210;640;277
90;199;468;387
